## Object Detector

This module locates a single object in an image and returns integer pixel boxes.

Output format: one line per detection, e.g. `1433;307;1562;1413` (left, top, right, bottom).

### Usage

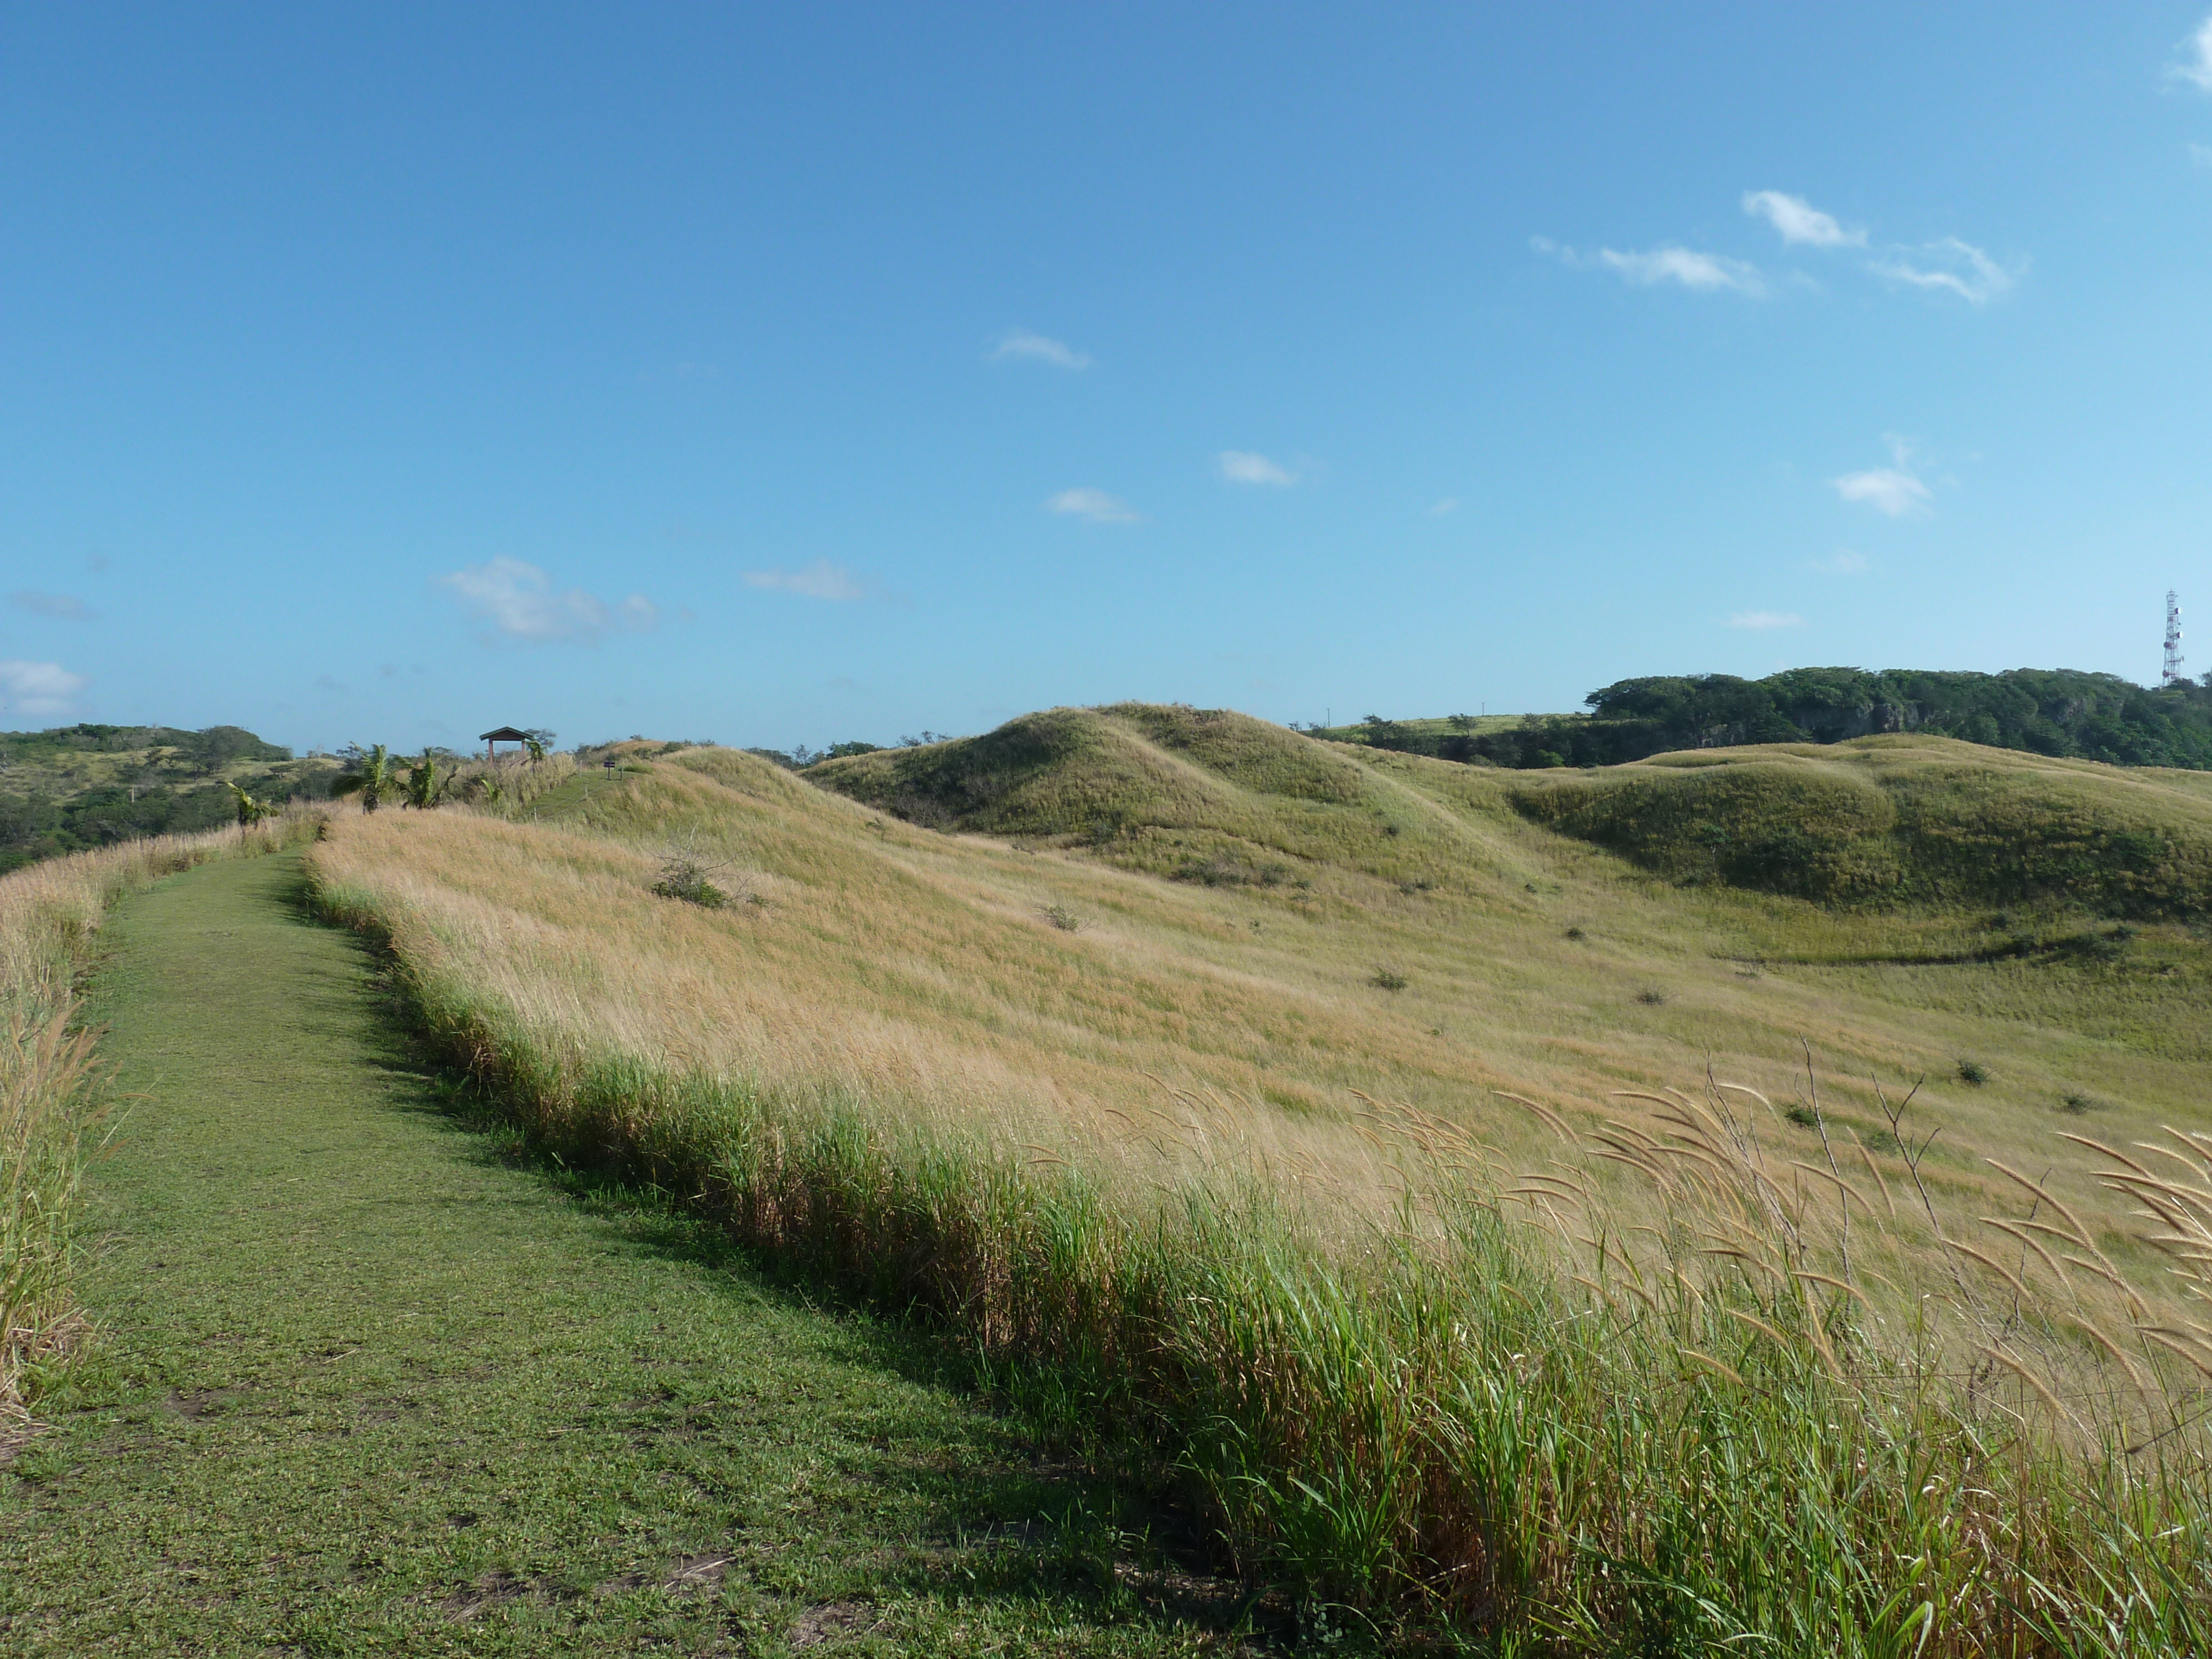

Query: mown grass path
0;852;1239;1656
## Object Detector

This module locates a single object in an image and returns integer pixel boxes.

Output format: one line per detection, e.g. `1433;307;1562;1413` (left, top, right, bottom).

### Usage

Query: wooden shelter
479;726;532;760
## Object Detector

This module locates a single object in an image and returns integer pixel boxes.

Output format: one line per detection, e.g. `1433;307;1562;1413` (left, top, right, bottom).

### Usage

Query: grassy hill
0;723;340;873
1509;737;2212;914
266;708;2212;1646
298;707;2212;1297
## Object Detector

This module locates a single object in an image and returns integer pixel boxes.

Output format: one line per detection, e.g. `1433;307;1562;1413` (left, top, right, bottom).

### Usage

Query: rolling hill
0;723;341;873
196;703;2212;1644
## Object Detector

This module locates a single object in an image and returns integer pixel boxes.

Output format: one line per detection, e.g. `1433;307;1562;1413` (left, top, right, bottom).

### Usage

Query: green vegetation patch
0;854;1243;1656
807;705;1482;894
1510;740;2212;914
0;723;338;874
1351;666;2212;771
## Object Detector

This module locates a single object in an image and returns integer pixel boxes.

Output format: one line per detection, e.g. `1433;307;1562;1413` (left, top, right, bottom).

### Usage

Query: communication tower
2164;591;2187;686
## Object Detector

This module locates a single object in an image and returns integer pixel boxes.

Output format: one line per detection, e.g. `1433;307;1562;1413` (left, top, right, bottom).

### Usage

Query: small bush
1172;853;1287;888
1636;989;1666;1005
1785;1103;1819;1128
1956;1058;1989;1086
653;859;729;909
1370;967;1409;991
2061;1091;2099;1115
1564;926;1586;941
1040;903;1081;932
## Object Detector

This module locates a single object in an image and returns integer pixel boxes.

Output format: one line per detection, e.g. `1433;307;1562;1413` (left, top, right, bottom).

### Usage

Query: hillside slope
1505;736;2212;913
301;713;2212;1282
813;705;2212;917
0;723;338;872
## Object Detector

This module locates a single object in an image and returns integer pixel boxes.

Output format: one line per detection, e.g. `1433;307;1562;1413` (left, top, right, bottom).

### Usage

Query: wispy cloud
1833;439;1933;517
1741;190;1864;249
992;330;1092;370
1219;451;1296;486
1429;498;1459;518
436;557;659;643
1728;611;1803;630
1046;488;1139;524
1868;237;2019;305
0;659;88;717
1543;197;2021;308
2172;12;2212;90
1601;246;1765;294
2193;142;2212;167
1532;236;1766;296
1807;550;1869;575
743;559;868;601
8;590;94;620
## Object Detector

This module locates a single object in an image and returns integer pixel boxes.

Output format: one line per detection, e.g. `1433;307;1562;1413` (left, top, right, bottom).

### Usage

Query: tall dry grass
0;816;314;1418
309;796;2212;1651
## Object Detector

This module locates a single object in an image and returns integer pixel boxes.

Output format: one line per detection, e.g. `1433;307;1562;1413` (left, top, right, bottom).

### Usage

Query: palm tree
403;749;444;810
334;743;394;812
226;781;274;836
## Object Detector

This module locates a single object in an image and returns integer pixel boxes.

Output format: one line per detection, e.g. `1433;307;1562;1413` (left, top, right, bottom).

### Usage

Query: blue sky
6;4;2212;754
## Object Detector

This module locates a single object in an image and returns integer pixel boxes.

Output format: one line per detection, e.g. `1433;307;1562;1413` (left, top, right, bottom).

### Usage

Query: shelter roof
479;726;532;742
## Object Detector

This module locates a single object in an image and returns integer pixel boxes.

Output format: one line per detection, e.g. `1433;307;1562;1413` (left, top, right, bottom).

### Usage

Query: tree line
1356;667;2212;770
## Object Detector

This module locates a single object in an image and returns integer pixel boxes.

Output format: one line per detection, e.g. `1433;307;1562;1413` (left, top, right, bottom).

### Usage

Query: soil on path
0;851;1239;1656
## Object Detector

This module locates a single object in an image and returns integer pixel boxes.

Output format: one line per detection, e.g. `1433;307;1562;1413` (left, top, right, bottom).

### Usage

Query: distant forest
0;723;337;874
1359;669;2212;771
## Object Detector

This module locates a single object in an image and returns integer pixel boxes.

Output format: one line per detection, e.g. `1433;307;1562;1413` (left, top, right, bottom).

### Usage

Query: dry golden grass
309;733;2212;1282
305;732;2212;1648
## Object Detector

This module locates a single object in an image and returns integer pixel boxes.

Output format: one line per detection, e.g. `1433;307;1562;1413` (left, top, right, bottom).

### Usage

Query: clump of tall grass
1;815;317;1418
1;1009;101;1421
311;847;2212;1652
440;748;576;816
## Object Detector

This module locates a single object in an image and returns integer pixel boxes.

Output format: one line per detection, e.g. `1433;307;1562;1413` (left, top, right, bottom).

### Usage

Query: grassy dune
1510;737;2212;912
301;711;2212;1651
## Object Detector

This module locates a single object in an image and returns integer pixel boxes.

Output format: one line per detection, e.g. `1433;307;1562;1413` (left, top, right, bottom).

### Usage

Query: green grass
1509;737;2212;912
0;853;1251;1656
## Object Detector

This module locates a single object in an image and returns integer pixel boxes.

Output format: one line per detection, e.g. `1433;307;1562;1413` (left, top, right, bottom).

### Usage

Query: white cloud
1533;236;1766;295
1867;238;2018;304
436;557;659;642
1597;245;1766;295
1807;550;1869;575
1833;468;1931;516
1429;498;1459;517
2173;13;2212;90
1727;611;1803;630
1046;488;1139;524
1219;450;1296;486
992;330;1092;370
1832;439;1933;517
1741;190;1863;249
8;590;93;620
0;659;88;717
743;559;867;601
